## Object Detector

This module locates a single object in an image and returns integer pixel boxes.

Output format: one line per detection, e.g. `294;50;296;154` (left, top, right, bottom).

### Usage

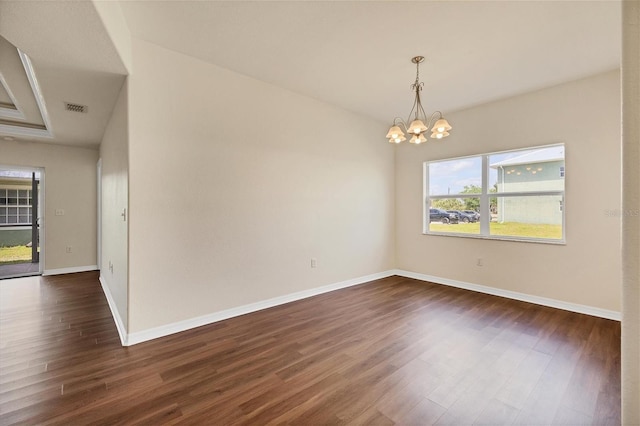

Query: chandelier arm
416;91;428;122
406;88;421;123
414;90;423;121
392;117;408;132
425;110;444;129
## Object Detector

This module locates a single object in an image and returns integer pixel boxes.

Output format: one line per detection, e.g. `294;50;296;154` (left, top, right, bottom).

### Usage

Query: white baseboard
393;269;621;321
99;275;128;346
103;267;619;347
42;265;98;276
125;270;397;346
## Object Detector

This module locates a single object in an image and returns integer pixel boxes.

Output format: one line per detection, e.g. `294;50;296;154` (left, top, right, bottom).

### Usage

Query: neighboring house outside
490;146;565;225
0;173;36;247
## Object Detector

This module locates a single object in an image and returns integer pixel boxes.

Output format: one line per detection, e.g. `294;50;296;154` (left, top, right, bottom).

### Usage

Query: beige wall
127;38;395;332
622;0;640;422
99;79;129;329
396;71;621;312
0;140;98;272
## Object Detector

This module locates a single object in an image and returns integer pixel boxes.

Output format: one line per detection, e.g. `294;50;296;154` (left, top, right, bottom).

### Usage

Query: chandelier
386;56;452;144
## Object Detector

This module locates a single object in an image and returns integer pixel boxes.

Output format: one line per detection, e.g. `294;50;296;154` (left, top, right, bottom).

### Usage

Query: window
425;144;565;243
0;188;33;225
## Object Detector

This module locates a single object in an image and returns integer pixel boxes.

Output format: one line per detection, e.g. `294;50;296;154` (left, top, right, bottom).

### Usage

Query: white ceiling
0;1;622;148
120;1;621;123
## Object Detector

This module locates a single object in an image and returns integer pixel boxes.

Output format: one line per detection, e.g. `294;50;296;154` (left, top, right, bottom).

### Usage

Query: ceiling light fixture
386;56;452;145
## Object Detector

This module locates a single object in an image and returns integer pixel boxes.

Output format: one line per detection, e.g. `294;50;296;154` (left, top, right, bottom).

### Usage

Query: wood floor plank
0;272;620;425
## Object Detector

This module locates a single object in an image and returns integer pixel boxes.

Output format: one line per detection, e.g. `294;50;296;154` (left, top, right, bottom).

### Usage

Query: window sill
423;231;566;245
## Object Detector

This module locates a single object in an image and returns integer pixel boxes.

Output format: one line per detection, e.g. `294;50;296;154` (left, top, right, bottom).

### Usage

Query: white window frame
423;143;566;244
0;188;33;225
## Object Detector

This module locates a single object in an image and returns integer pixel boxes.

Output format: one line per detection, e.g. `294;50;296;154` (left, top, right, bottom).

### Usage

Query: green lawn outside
0;245;34;265
428;221;562;239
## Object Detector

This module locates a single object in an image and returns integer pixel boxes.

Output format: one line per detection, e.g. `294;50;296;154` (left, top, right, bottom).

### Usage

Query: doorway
0;167;44;279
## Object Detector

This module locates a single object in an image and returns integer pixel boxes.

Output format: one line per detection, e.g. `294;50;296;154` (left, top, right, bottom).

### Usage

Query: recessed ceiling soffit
0;35;52;139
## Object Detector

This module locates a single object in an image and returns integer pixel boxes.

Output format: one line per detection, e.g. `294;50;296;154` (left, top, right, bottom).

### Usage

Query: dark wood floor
0;272;620;425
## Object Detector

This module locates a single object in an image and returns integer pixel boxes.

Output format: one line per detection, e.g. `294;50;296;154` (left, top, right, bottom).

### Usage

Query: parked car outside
429;208;459;224
463;210;481;221
447;210;477;223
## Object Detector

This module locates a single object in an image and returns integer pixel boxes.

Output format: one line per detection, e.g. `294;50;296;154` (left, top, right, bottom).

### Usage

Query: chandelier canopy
386;56;452;145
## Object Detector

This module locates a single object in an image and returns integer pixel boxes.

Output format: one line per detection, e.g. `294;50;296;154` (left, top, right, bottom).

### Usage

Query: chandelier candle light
386;56;452;144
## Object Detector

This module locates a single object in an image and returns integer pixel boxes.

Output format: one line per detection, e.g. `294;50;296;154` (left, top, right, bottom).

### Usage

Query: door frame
0;164;45;275
97;158;102;271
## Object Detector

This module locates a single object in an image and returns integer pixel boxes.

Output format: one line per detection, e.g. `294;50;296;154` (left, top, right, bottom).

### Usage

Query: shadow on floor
0;262;40;280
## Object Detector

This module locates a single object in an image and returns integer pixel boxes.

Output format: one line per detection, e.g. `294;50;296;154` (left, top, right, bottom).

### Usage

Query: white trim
42;265;98;276
18;49;53;134
394;269;621;321
0;124;52;139
99;275;128;346
96;159;102;271
0;73;25;120
4;49;54;139
0;108;23;120
37;168;45;275
124;270;397;346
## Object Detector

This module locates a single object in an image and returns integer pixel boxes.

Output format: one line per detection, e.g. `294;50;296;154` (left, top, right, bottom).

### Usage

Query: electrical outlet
66;246;72;253
476;258;483;267
55;209;65;216
311;258;317;268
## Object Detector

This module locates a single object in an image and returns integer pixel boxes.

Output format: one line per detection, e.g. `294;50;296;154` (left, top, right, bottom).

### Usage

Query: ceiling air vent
64;102;88;113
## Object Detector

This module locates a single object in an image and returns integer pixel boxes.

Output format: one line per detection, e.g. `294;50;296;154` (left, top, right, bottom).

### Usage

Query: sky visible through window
428;147;557;195
0;170;40;179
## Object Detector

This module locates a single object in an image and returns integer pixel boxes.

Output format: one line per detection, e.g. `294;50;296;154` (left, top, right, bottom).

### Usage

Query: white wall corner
394;269;621;321
91;0;132;73
99;275;128;346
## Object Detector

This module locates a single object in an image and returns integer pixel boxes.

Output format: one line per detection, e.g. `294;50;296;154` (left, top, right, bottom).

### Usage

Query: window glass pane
18;198;30;205
0;216;6;224
0;197;6;205
18;190;28;198
428;198;481;234
489;146;565;193
491;195;563;240
429;157;482;196
8;216;17;224
18;215;29;223
7;190;17;198
7;198;17;205
8;207;18;215
19;207;30;215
